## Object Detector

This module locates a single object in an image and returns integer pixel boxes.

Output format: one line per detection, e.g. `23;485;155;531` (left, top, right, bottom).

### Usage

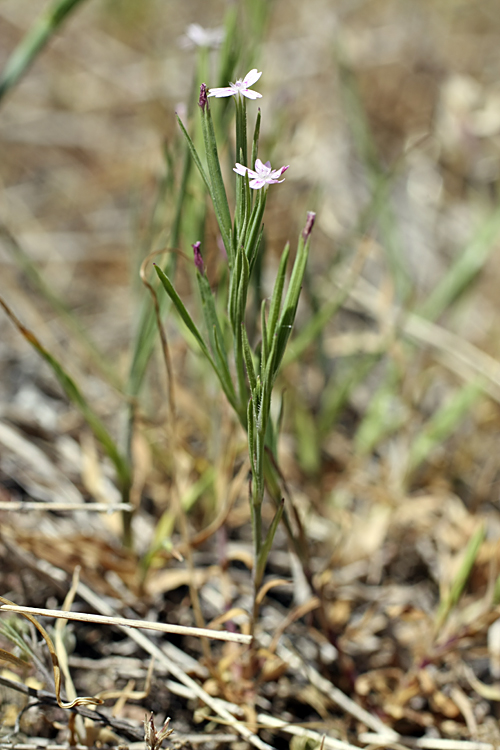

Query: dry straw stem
273;638;399;741
256;715;359;750
0;603;250;645
358;735;494;750
4;544;273;750
0;502;133;512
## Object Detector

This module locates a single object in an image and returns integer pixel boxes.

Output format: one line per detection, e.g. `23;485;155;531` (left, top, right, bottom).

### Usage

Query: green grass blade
406;379;482;477
337;60;410;301
417;206;500;321
196;269;229;364
266;242;289;349
242;324;258;394
0;225;122;390
199;96;233;257
254;499;284;591
271;217;313;379
434;524;485;633
154;265;210;359
251;108;261;176
0;295;130;490
354;363;408;455
319;353;382;436
0;0;88;103
155;265;238;413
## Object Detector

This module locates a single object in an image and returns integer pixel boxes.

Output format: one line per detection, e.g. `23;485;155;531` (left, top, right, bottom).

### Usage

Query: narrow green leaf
213;325;239;413
255;500;285;590
319;353;381;436
251;108;261;176
354;364;407;455
199;98;233;256
407;379;482;476
155;265;239;414
242;325;258;393
235;94;248;170
267;242;290;348
196;270;229;363
176;114;212;195
236;250;250;329
228;248;242;329
417;205;500;321
0;296;130;491
245;188;267;269
247;398;256;475
154;265;210;357
260;299;269;372
177;113;231;256
337;59;410;301
0;0;87;103
270;220;313;379
435;524;485;632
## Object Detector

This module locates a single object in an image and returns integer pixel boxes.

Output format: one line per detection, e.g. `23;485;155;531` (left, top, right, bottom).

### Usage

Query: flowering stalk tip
198;83;208;111
208;69;263;100
192;241;205;276
233;159;289;190
302;211;316;241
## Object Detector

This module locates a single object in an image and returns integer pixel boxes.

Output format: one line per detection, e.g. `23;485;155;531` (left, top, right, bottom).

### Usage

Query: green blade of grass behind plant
434;523;485;635
141;467;215;576
319;352;383;437
294;398;321;476
0;225;122;391
283;239;370;368
0;0;89;103
417;205;500;321
353;204;500;459
127;135;196;398
405;378;483;479
0;295;130;493
354;365;409;455
336;59;411;302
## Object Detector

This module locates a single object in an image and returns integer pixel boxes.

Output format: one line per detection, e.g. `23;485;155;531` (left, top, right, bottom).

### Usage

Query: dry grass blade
256;715;359;750
0;603;251;644
73;584;273;750
358;735;494;750
0;502;133;512
0;595;101;709
274;639;399;740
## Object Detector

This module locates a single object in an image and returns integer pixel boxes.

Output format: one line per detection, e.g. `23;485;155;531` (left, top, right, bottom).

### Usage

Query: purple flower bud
302;211;316;241
199;83;208;111
193;241;205;275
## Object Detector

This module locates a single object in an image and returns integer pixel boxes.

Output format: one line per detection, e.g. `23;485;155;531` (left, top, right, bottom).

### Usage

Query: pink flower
233;159;289;189
208;69;263;100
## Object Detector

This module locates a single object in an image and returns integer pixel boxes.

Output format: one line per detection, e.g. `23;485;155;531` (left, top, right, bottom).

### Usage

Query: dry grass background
2;1;500;749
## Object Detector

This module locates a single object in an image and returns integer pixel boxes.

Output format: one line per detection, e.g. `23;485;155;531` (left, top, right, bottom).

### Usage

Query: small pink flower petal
243;69;262;87
208;86;234;97
233;163;248;176
240;89;262;100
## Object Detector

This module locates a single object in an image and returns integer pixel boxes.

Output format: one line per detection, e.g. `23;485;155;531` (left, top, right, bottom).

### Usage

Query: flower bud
302;211;316;241
192;241;205;275
198;83;208;111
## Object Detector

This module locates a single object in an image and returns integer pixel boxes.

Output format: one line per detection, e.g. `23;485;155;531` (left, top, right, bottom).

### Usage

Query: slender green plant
155;69;315;627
